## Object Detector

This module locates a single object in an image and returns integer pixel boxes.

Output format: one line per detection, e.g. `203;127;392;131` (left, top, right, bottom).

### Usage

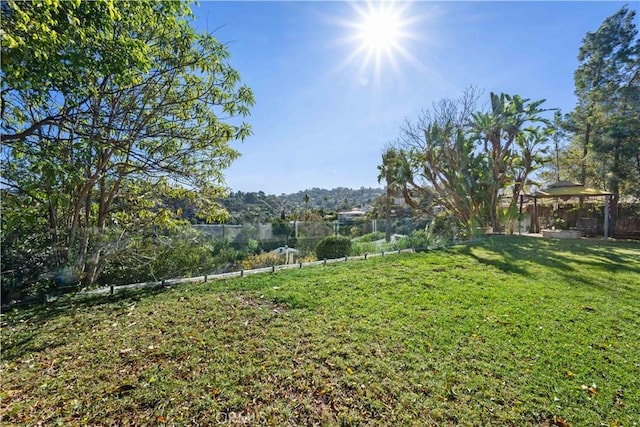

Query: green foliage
294;237;324;256
567;5;640;234
350;241;380;256
404;227;448;250
356;231;385;242
315;236;352;260
1;191;55;300
1;0;184;98
271;219;293;237
1;0;253;288
241;252;287;270
553;217;568;230
240;251;314;270
394;87;553;235
98;228;243;285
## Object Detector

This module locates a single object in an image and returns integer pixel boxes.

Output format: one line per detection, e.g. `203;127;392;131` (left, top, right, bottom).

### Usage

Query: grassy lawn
2;236;639;426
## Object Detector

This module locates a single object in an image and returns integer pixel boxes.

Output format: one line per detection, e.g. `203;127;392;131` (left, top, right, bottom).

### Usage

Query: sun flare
336;1;422;86
357;7;403;53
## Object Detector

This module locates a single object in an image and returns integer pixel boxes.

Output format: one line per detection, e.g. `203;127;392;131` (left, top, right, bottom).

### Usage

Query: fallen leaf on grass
553;415;570;427
581;383;597;395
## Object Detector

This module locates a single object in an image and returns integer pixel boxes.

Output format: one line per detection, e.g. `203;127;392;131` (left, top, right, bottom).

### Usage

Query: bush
355;231;385;242
295;236;325;255
315;236;352;260
98;228;245;285
241;252;316;270
241;252;286;270
395;228;448;251
351;241;380;256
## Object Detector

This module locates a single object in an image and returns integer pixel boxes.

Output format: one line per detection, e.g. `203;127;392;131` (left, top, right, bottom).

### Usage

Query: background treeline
376;5;639;236
184;187;385;224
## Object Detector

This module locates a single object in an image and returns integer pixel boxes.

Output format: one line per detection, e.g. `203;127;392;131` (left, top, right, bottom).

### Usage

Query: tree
1;0;183;142
1;0;254;290
377;147;407;241
303;193;310;214
391;88;553;233
395;88;487;230
570;5;640;234
470;93;551;229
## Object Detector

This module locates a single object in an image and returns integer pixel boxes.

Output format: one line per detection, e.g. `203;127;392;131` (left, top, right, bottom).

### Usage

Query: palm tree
377;148;406;242
303;193;310;220
470;93;549;230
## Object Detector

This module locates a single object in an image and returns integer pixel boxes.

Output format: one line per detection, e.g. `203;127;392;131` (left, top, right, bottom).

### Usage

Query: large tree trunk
609;140;622;237
582;122;590;186
489;188;499;232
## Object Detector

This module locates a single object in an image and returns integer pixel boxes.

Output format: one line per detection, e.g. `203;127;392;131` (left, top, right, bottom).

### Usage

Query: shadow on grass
1;286;172;362
453;236;574;276
454;235;640;293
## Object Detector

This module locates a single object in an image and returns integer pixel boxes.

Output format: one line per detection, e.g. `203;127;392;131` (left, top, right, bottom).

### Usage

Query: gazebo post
533;198;538;233
519;194;523;235
604;195;610;241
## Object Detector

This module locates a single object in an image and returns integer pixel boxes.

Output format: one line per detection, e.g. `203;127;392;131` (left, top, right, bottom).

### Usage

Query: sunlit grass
2;236;639;425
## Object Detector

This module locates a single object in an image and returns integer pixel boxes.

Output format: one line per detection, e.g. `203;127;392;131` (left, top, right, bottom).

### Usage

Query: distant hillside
217;187;385;224
277;187;384;211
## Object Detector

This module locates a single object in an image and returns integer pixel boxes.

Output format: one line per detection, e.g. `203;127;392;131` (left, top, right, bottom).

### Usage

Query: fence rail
49;249;416;302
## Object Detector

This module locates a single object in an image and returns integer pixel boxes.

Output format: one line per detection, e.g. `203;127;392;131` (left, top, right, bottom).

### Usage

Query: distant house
271;246;299;255
337;209;366;221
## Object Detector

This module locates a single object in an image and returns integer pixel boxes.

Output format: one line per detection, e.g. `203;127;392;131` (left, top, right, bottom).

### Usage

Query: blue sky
191;1;635;195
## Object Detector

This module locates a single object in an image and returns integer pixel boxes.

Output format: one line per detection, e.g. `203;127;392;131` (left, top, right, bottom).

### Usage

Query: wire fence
2;215;453;308
79;248;417;299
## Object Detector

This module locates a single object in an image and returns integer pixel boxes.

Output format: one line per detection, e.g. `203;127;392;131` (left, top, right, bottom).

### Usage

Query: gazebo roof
529;181;612;199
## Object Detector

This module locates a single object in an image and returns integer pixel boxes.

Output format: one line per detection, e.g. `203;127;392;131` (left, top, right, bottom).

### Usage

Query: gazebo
526;181;613;240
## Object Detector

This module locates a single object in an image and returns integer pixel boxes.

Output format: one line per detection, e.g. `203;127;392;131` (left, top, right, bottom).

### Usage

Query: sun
356;5;403;54
335;1;421;86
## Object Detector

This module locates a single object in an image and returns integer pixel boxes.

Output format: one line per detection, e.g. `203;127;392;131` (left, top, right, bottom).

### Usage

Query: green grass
2;236;639;426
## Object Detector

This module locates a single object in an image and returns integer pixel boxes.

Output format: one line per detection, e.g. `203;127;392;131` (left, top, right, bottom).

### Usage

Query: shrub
315;236;352;260
98;228;245;285
356;231;385;242
396;228;448;251
351;241;380;256
241;252;286;270
295;236;325;255
553;217;567;230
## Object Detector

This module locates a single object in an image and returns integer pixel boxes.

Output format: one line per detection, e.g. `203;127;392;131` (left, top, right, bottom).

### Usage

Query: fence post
323;259;327;266
364;253;367;260
299;262;302;269
162;280;166;286
344;256;348;262
204;275;207;283
382;251;385;257
271;266;275;273
110;285;115;295
240;270;244;277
